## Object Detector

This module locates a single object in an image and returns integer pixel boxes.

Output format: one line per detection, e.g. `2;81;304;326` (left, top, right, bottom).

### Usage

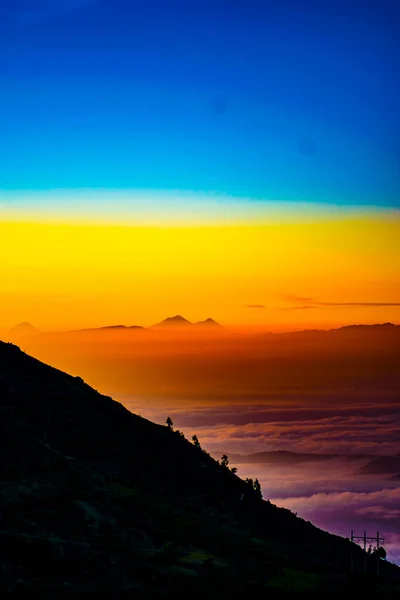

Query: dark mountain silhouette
10;320;397;339
153;314;193;327
78;316;224;332
251;323;400;355
7;322;39;339
256;323;399;339
7;323;148;340
336;322;398;331
75;325;146;332
152;315;222;329
194;318;223;327
0;342;399;598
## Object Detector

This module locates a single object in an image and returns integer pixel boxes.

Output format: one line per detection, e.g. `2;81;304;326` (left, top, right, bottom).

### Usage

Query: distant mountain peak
194;318;222;327
337;322;398;331
7;322;39;338
8;321;37;331
154;315;192;327
167;315;190;322
153;315;223;329
76;325;145;332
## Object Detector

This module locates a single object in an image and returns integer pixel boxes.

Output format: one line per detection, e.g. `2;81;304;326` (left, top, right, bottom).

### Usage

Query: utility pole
376;532;380;577
350;531;384;578
364;531;367;575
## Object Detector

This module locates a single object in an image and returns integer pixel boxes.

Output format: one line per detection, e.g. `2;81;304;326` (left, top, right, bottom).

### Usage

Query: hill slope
0;341;399;598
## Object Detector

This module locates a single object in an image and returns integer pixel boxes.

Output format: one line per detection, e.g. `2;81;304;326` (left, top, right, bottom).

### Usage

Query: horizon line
1;190;399;226
3;319;399;337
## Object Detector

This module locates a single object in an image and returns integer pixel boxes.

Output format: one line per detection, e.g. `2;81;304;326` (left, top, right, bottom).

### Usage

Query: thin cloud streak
245;304;266;309
282;294;400;310
316;302;400;307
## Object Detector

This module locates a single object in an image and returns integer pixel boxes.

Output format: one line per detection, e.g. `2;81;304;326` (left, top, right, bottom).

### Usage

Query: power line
350;530;384;576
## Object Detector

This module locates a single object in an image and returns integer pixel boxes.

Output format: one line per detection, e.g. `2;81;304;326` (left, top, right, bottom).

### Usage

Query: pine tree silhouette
192;435;202;449
220;454;229;468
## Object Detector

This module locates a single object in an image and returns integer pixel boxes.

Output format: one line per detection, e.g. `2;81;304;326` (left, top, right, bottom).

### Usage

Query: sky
1;0;400;563
0;0;399;328
1;0;399;202
0;214;399;330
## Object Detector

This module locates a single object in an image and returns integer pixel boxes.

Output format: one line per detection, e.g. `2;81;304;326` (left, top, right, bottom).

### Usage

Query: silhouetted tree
244;477;262;500
192;435;202;449
220;454;229;468
230;466;238;475
253;478;262;500
373;547;387;560
166;416;173;430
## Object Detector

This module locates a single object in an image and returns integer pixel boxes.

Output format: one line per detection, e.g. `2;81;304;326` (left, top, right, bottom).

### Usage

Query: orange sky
0;199;399;332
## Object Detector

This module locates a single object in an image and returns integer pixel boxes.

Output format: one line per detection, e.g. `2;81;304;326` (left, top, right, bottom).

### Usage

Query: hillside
0;341;399;598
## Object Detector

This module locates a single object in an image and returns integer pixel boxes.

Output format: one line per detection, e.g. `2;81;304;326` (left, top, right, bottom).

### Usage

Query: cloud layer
123;397;400;564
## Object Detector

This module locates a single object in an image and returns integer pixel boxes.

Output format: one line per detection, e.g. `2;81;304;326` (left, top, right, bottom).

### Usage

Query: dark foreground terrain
0;341;399;598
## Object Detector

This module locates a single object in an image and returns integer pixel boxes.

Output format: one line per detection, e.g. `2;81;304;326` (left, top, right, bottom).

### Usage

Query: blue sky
1;0;399;207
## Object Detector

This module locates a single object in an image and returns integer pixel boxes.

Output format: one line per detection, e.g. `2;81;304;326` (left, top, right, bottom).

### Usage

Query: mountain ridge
153;314;193;327
7;322;39;338
1;340;399;596
6;320;398;339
